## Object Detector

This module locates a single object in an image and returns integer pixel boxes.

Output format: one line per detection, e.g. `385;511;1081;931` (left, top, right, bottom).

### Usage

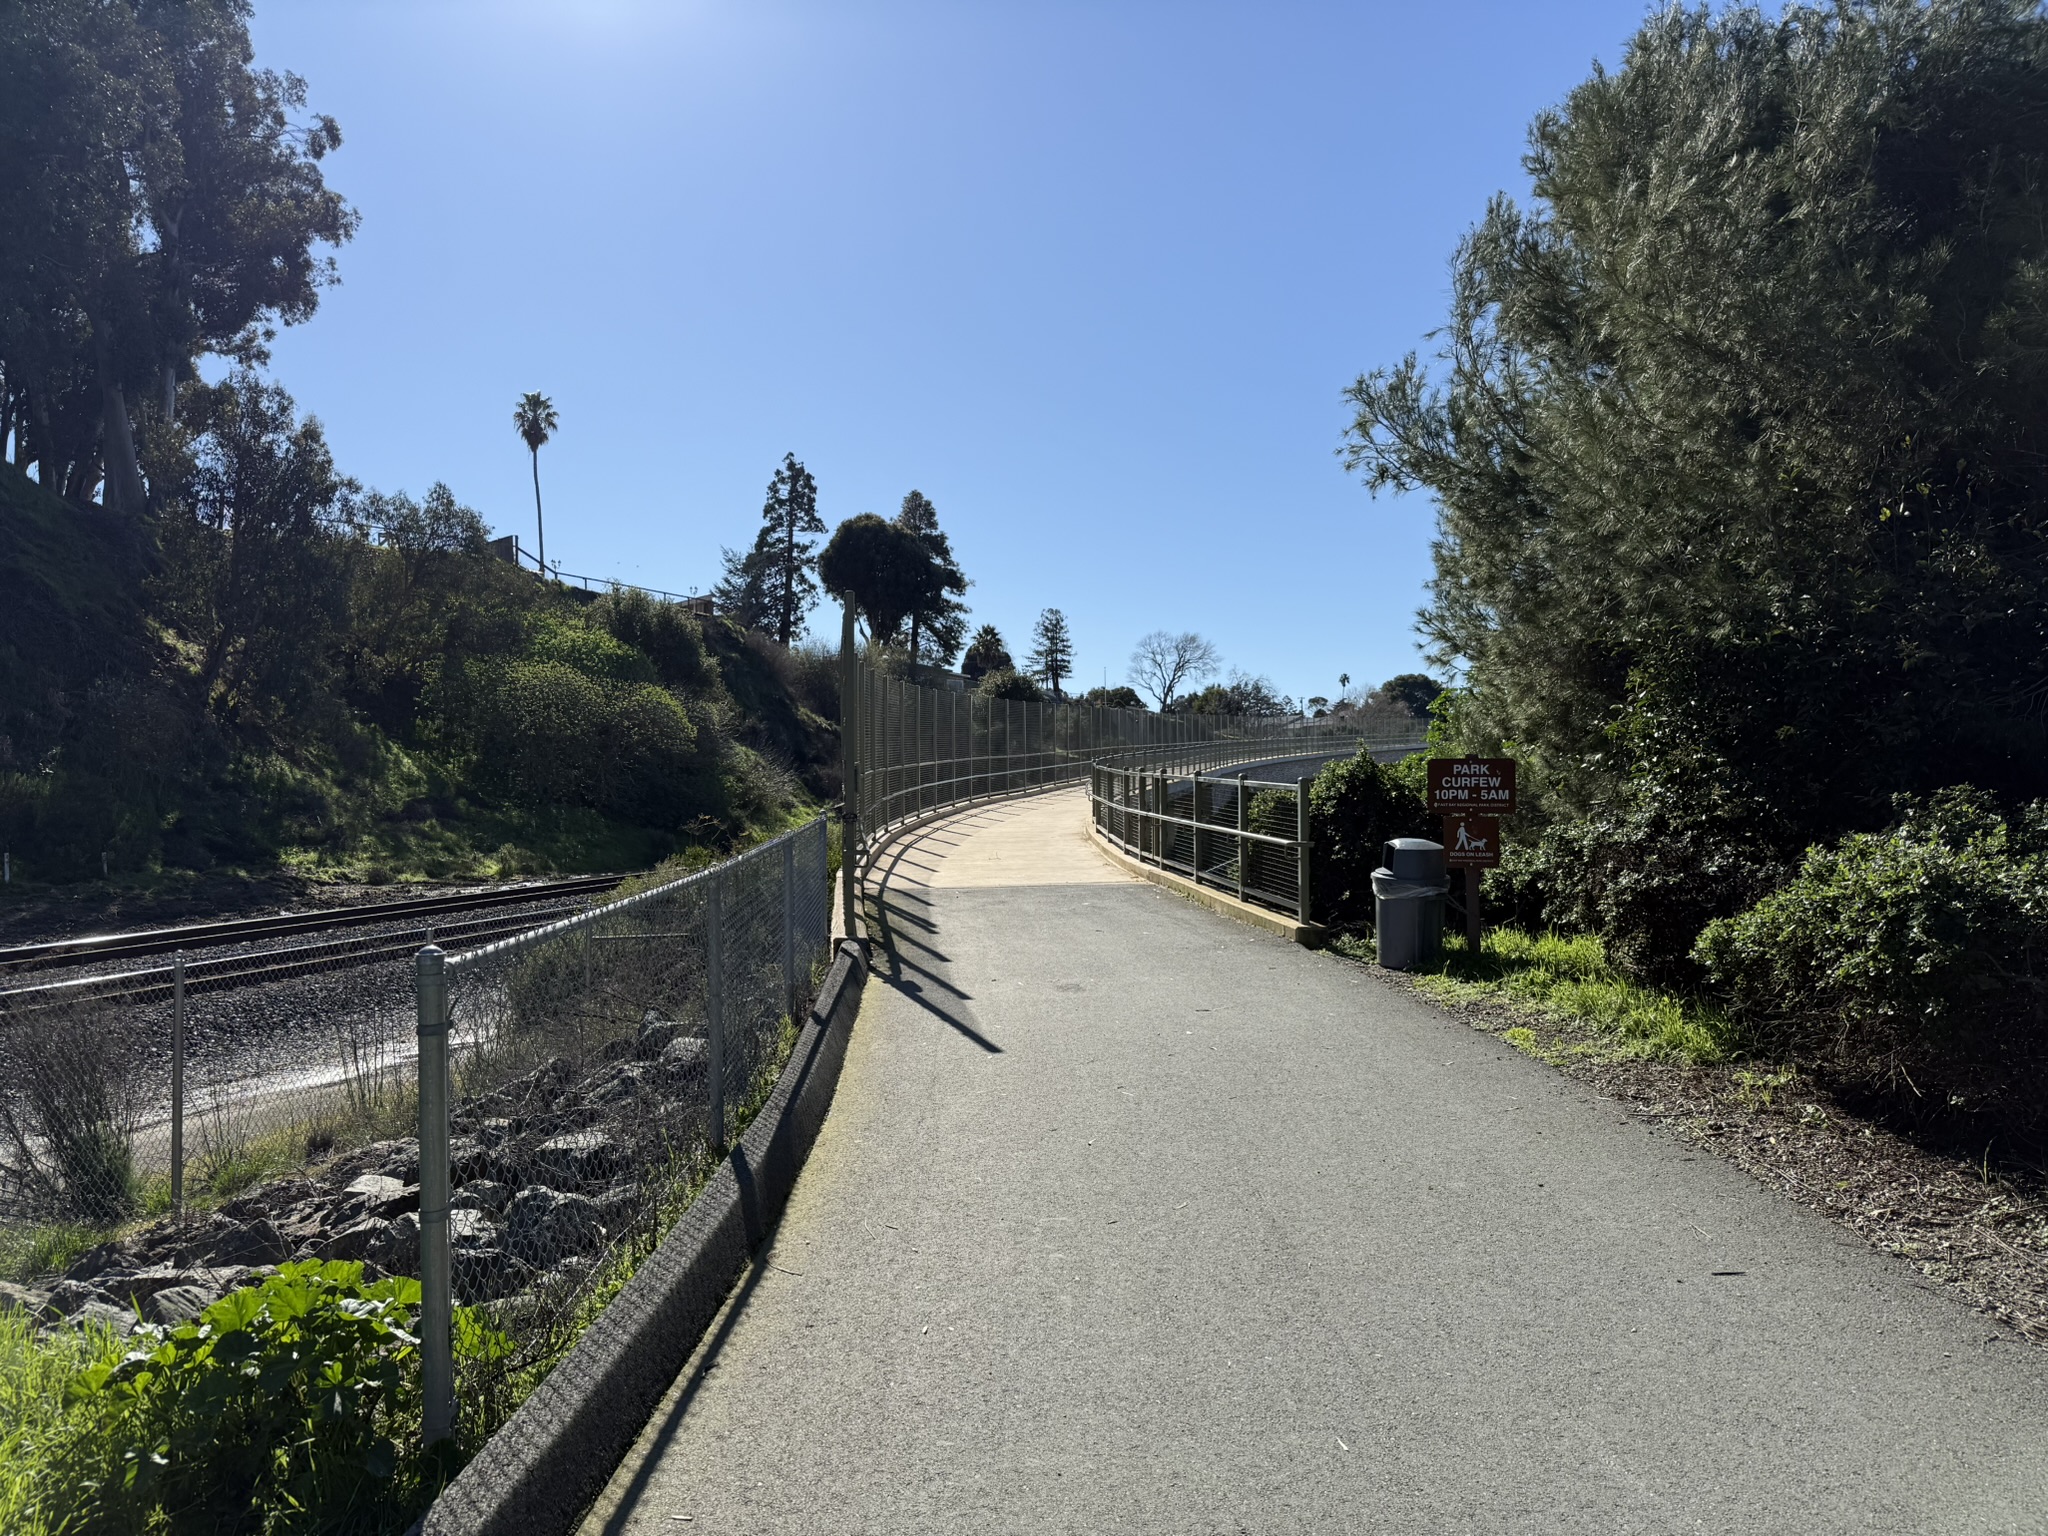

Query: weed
1407;927;1734;1065
0;1307;128;1536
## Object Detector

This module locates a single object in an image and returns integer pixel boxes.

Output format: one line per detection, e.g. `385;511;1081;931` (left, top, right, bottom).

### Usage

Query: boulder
144;1286;216;1326
585;1063;651;1107
219;1179;317;1222
69;1300;136;1334
341;1173;414;1215
63;1239;139;1283
366;1212;421;1276
505;1186;605;1267
0;1281;50;1316
193;1219;292;1269
473;1118;518;1148
635;1011;683;1058
452;1180;511;1214
448;1138;491;1182
531;1130;623;1189
43;1279;102;1316
319;1219;392;1263
331;1139;420;1185
659;1035;708;1081
448;1207;499;1249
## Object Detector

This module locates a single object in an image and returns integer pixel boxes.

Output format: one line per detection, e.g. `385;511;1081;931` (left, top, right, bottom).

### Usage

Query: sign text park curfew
1426;757;1517;817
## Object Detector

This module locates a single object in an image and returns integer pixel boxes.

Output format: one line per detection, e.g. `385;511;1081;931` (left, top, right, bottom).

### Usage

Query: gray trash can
1372;838;1448;970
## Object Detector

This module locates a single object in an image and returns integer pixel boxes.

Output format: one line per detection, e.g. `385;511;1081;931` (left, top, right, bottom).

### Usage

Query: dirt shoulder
1354;956;2048;1349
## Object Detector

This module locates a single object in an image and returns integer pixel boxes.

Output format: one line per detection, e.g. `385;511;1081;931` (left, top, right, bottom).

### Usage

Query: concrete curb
1089;825;1327;946
420;940;868;1536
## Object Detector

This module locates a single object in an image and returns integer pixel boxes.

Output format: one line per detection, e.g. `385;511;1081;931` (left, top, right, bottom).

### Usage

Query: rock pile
9;1012;711;1331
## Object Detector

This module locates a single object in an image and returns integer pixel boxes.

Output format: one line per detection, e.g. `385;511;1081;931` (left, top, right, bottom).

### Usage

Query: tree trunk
531;449;545;576
779;516;794;646
30;389;59;492
91;319;146;514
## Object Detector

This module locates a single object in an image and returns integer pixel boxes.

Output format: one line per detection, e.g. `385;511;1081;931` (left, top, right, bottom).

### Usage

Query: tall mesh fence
426;819;830;1441
849;664;1373;857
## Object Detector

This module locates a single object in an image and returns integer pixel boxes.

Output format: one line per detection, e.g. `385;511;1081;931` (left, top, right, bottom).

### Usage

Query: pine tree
722;453;824;645
1027;608;1074;697
892;490;969;676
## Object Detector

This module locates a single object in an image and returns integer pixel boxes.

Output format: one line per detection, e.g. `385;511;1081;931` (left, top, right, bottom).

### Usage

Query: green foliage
590;587;715;692
975;668;1045;703
66;1262;432;1535
1411;928;1733;1065
819;514;949;644
893;491;969;675
960;624;1011;682
454;660;705;823
1025;608;1073;696
526;614;655;684
1;1307;128;1536
0;0;354;513
1695;789;2048;1127
1344;0;2048;962
715;454;824;646
1076;684;1143;709
1304;750;1429;928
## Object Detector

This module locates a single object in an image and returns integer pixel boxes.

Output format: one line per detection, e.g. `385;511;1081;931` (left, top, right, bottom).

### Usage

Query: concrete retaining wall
421;939;868;1536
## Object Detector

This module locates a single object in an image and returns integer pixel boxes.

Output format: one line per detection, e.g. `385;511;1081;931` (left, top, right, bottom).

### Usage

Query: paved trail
583;789;2048;1535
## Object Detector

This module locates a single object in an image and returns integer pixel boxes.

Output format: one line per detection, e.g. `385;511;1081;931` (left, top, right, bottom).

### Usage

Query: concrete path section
583;788;2048;1535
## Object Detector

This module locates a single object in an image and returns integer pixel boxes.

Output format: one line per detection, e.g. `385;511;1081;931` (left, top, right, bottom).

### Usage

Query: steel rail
0;901;590;1016
0;873;624;973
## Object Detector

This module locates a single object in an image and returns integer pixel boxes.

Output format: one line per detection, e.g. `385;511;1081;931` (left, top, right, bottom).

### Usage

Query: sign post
1427;758;1516;953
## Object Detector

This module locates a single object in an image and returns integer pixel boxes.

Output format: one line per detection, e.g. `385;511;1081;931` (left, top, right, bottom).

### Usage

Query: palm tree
513;392;559;576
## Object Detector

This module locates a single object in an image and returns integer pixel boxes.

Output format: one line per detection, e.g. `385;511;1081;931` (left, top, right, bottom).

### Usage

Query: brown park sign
1427;757;1517;815
1443;814;1501;869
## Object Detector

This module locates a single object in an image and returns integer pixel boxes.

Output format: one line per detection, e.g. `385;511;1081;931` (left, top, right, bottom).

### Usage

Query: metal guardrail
1090;763;1322;922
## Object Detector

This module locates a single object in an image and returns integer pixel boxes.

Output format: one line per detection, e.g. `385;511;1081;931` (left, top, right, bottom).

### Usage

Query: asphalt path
583;789;2048;1535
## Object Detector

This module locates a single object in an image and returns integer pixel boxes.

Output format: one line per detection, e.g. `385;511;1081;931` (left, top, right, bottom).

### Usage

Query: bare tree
1128;630;1220;710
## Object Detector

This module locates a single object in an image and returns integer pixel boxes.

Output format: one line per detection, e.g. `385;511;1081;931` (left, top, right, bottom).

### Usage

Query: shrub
0;1006;143;1223
975;668;1045;703
1695;789;2048;1133
589;589;715;692
1520;781;1787;989
67;1261;432;1534
1303;750;1429;928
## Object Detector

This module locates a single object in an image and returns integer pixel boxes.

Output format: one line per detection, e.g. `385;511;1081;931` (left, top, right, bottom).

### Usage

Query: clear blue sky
246;0;1654;704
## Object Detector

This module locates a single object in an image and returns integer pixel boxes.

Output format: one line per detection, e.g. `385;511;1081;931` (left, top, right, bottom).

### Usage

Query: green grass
0;1308;128;1536
1361;925;1735;1065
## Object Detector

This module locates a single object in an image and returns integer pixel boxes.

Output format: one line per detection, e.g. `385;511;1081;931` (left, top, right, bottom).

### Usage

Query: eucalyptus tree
0;0;354;511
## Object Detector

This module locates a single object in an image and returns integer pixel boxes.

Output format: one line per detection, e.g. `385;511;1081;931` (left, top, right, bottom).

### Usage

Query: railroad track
0;897;604;1017
0;873;623;974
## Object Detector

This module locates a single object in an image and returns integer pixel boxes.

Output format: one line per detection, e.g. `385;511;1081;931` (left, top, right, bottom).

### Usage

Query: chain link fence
415;818;831;1442
0;895;592;1254
0;820;829;1451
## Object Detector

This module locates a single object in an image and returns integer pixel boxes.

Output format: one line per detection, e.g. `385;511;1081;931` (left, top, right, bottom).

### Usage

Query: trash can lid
1381;838;1447;884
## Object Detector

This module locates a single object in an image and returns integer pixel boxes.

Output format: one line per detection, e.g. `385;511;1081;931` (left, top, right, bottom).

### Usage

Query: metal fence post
839;600;859;940
171;950;185;1225
1296;776;1313;925
781;833;797;1021
707;874;726;1149
1236;774;1248;902
1191;770;1204;886
415;945;454;1445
